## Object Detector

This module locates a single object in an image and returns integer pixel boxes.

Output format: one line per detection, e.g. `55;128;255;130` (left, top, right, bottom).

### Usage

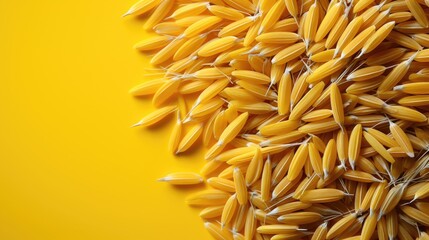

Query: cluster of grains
125;0;429;238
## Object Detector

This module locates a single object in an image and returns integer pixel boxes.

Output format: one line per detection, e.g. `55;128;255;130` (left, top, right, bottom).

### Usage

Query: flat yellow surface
0;1;210;239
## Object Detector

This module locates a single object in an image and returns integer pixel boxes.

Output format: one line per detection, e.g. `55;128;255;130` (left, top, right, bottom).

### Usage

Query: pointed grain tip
122;10;132;17
131;122;142;128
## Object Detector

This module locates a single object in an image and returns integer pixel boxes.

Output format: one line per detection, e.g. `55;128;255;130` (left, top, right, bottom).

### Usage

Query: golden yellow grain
219;164;247;179
394;82;429;94
290;71;310;108
234;102;277;114
232;70;271;84
207;177;236;192
300;188;347;203
259;120;300;136
363;131;395;163
271;42;306;65
236;81;277;100
153;22;185;36
343;170;381;183
130;78;166;96
171;2;209;19
132;105;176;127
413;182;429;201
218;112;249;146
367;48;407;66
233;167;248;205
327;213;358;239
361;212;378;240
353;0;373;12
277;73;292;116
326;13;348;49
372;8;391;29
256;32;300;45
178;80;212;95
277;212;322;224
364;128;396;149
188;98;224;120
388;11;412;23
258;0;284;33
304;1;319;45
177;123;203;153
123;0;161;17
309;49;335;62
134;36;173;51
174;16;209;27
341;26;376;59
383;105;428;122
219;16;255;37
322;139;336;179
377;216;389;240
199;205;224;219
298;118;340;134
315;1;343;42
330;83;344;129
245;147;263;186
207;5;244;21
347;124;362;169
212;110;227;141
187;189;230;206
257;225;300;235
199;36;239;57
379;183;406;218
232;204;247;234
271;18;299;32
144;0;174;30
244;207;256;240
268;201;312;216
389;31;423;50
200;160;223;177
302;109;332;122
360;5;380;28
271;150;294;185
401;205;429;226
193;67;234;80
272;171;302;199
158;172;203;185
151;37;187;65
168;111;182;153
386;209;399;239
361;21;395;55
335;16;364;57
261;159;271;202
290;81;325;120
213;147;254;162
412;33;429;47
389;121;414;157
204;221;233;240
221;194;238;227
306;58;349;83
307;142;323;178
406;0;429;27
294;174;320;199
183;16;223;37
307;39;327;56
287;143;309;181
174;35;207;60
369;180;388;215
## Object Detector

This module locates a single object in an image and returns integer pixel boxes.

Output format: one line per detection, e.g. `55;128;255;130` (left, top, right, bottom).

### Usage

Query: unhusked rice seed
125;0;429;238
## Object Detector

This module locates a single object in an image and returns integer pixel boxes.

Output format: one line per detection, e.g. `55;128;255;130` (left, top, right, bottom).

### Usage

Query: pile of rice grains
124;0;429;238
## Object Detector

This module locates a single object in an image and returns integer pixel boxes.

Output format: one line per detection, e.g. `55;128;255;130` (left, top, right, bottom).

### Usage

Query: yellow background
0;0;211;239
